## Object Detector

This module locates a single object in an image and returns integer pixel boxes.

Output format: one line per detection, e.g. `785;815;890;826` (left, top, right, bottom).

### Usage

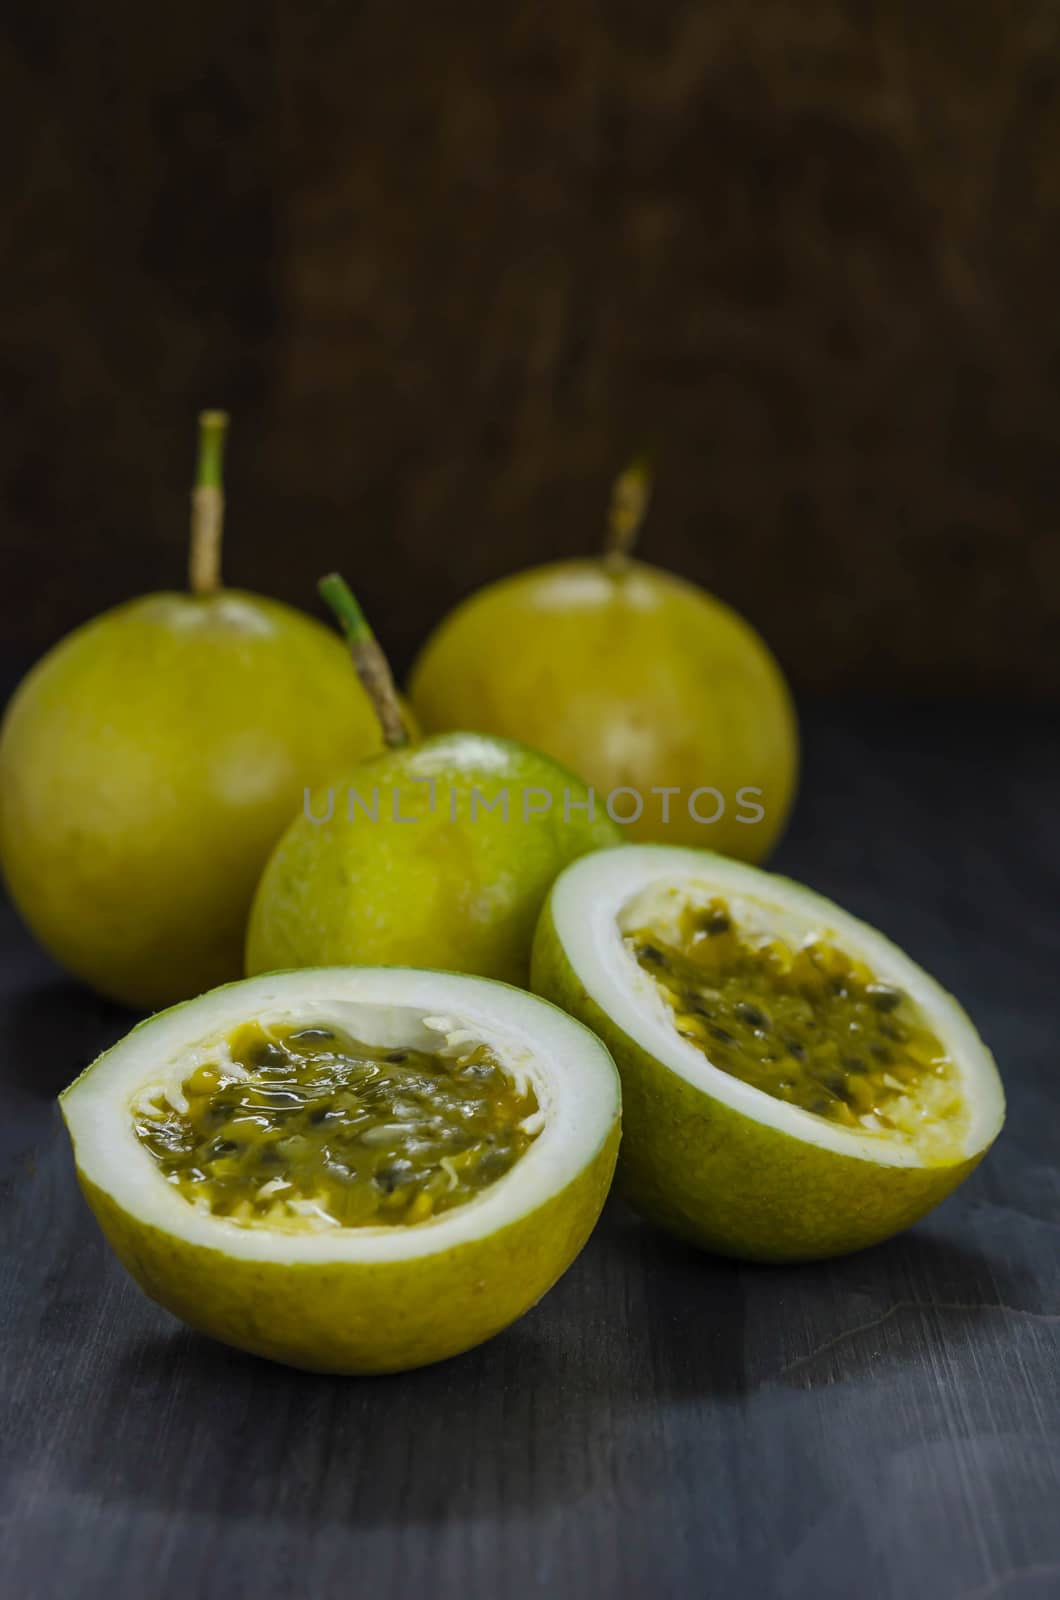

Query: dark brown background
3;0;1060;693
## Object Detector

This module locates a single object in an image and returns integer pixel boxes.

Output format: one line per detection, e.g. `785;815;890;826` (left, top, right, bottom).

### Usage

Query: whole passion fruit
409;462;799;861
245;577;621;987
0;415;407;1010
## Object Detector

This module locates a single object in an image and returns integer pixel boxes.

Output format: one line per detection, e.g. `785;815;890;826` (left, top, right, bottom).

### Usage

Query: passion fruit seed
627;898;965;1144
133;1022;542;1229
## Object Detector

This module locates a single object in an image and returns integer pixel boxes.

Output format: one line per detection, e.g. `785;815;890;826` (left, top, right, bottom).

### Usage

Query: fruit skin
76;1131;619;1374
532;882;995;1263
408;560;799;862
0;592;413;1010
59;965;622;1374
246;733;622;987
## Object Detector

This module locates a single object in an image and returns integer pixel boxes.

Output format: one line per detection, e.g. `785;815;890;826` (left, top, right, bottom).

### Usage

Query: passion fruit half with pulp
532;846;1004;1261
60;967;620;1373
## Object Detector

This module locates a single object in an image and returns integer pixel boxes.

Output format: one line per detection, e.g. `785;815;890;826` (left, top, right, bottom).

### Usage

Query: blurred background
2;0;1059;692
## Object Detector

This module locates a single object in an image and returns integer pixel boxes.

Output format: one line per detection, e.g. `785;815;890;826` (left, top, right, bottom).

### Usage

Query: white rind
61;967;620;1263
548;846;1004;1169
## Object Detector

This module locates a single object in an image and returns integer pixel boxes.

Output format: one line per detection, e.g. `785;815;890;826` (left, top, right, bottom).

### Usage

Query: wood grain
3;1;1060;693
1;700;1058;1599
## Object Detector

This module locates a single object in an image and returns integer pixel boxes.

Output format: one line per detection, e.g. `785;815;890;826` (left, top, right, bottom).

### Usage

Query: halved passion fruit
532;846;1004;1261
60;968;620;1372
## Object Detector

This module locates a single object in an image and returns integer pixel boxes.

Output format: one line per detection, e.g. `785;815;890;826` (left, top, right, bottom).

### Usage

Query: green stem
189;410;230;593
319;573;410;749
603;453;653;569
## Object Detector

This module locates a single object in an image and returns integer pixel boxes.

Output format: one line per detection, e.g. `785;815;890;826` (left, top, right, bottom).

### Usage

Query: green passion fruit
245;578;621;987
0;415;413;1010
408;461;799;862
61;966;621;1373
532;846;1004;1261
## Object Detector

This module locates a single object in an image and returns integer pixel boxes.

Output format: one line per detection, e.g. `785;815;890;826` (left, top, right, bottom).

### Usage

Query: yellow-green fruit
60;966;622;1373
532;846;1005;1262
246;733;622;988
409;560;799;861
0;592;412;1010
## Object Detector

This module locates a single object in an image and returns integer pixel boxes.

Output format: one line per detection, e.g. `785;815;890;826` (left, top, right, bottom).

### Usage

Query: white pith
61;967;620;1263
548;847;1004;1169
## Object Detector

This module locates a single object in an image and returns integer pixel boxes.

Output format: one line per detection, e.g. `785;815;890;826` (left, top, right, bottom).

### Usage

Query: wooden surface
1;700;1057;1600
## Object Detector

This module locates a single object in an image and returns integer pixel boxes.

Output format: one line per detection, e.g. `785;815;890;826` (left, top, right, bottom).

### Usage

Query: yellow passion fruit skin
532;846;1004;1263
61;968;620;1374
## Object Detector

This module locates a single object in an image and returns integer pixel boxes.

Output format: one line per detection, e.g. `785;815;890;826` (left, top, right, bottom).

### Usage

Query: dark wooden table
1;702;1057;1600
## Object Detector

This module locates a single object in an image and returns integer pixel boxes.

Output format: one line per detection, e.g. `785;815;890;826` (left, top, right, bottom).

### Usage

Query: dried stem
603;454;653;569
189;410;230;594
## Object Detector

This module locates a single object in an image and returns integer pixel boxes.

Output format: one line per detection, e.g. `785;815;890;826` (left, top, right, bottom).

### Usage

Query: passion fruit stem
318;573;410;748
603;453;653;568
189;409;230;594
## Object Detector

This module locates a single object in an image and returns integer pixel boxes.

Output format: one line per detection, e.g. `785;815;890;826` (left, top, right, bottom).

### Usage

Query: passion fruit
408;461;799;861
0;414;411;1010
60;966;621;1373
245;577;621;987
532;846;1004;1261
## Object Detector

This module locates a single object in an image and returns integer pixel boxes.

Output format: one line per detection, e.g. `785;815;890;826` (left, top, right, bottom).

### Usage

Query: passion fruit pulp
626;898;963;1156
134;1019;542;1230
